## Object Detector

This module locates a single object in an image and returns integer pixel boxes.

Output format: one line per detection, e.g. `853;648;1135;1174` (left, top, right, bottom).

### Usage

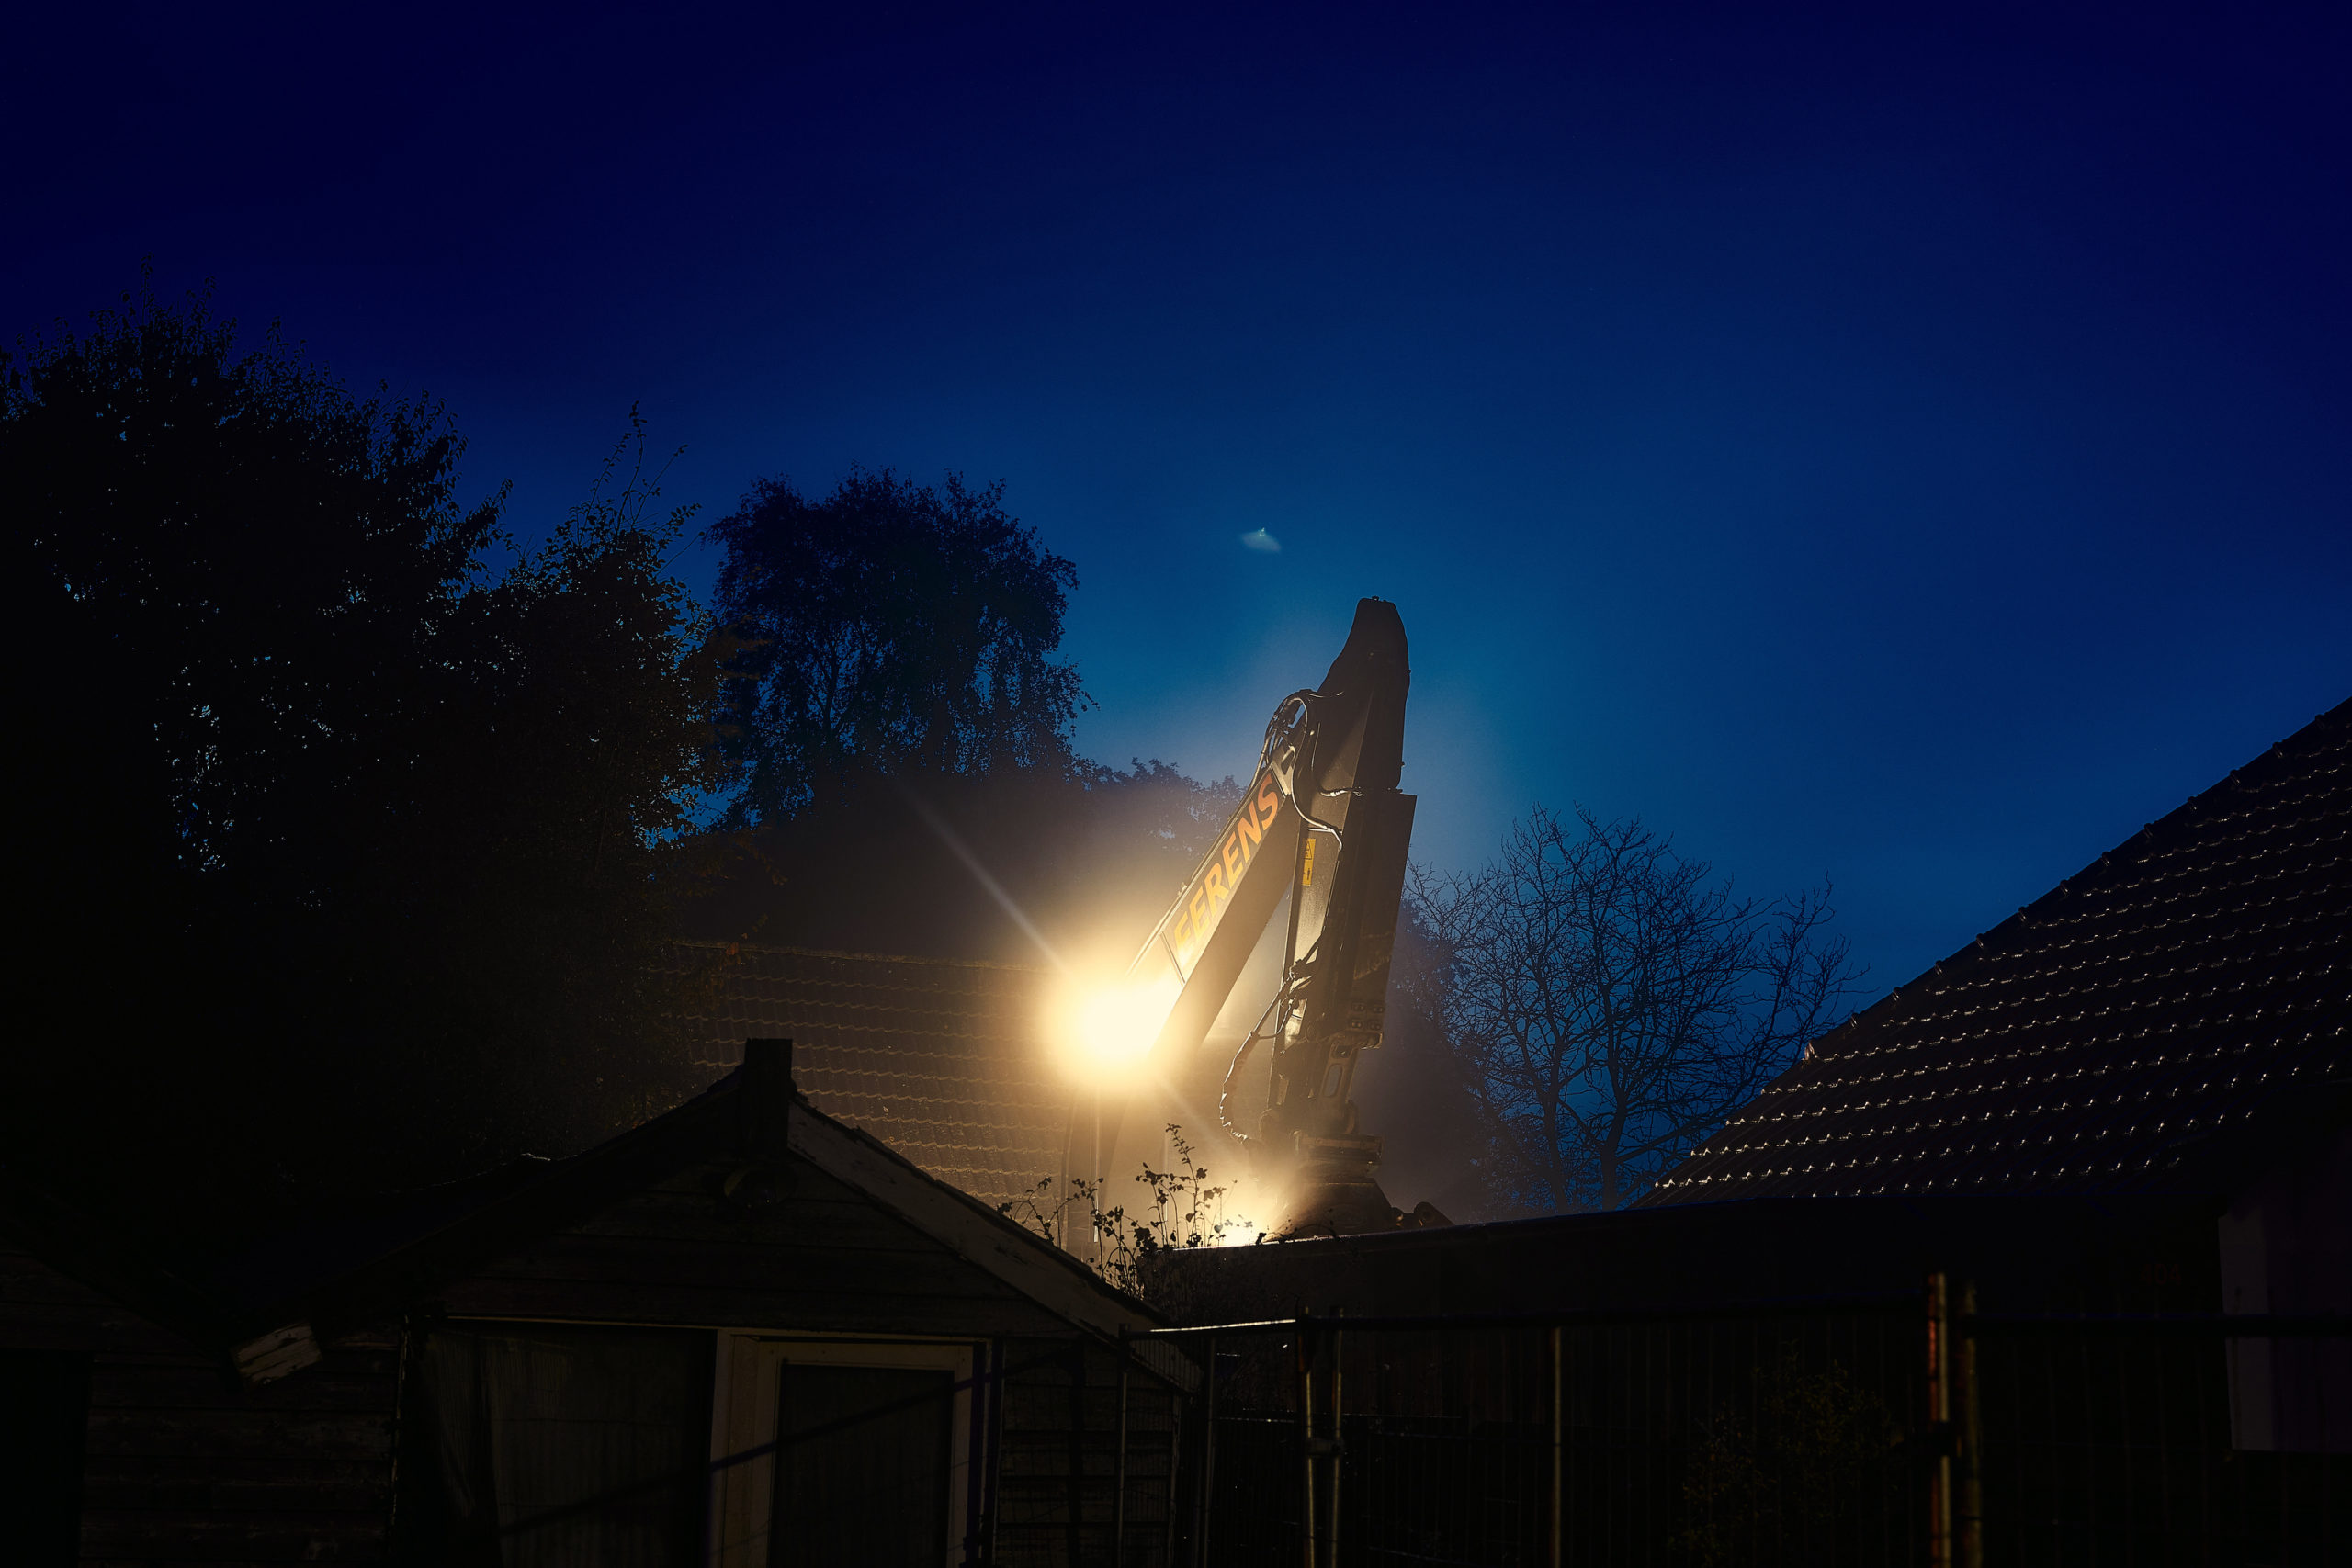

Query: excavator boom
1122;598;1424;1235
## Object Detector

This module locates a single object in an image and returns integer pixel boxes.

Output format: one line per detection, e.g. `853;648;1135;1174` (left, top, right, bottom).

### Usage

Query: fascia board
786;1107;1200;1392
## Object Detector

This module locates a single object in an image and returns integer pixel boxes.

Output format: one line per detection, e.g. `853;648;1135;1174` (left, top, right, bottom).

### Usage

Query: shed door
709;1336;974;1568
771;1363;952;1567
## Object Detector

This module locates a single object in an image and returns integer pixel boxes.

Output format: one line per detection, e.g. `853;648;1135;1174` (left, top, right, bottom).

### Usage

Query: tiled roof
662;943;1074;1210
1649;699;2350;1204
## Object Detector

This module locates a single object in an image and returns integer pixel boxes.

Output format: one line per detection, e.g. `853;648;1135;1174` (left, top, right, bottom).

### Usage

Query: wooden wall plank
80;1465;390;1514
433;1276;1072;1337
79;1510;387;1562
573;1191;966;1250
469;1234;1026;1298
82;1407;395;1460
0;1301;195;1353
89;1367;397;1412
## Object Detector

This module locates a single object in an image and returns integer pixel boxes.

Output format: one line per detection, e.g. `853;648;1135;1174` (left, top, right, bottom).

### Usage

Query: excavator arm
1118;598;1424;1235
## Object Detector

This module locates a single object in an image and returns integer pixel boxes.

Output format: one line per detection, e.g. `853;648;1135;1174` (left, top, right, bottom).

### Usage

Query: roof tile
660;945;1074;1211
1649;699;2351;1203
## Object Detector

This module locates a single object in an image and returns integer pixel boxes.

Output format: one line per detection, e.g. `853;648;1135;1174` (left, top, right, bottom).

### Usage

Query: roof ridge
1657;694;2350;1204
1812;694;2351;1063
222;1061;1172;1359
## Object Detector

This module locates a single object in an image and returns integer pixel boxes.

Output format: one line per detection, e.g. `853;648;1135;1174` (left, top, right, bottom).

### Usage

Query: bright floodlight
1057;975;1180;1087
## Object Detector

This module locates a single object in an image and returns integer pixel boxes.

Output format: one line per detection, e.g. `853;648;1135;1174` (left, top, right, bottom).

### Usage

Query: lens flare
1054;974;1181;1086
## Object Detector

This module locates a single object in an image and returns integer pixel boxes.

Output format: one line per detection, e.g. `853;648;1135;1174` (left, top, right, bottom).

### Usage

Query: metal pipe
1927;1271;1952;1568
1327;1320;1343;1568
984;1338;1006;1566
1136;1306;2352;1340
1164;1390;1182;1568
1197;1336;1217;1568
1549;1325;1563;1568
1959;1282;1983;1568
1114;1359;1130;1568
1963;1312;2352;1337
964;1338;988;1567
1299;1327;1316;1568
1134;1292;1928;1337
1067;1349;1086;1568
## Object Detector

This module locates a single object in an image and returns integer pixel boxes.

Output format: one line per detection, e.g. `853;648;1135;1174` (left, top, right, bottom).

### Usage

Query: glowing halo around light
1052;973;1182;1088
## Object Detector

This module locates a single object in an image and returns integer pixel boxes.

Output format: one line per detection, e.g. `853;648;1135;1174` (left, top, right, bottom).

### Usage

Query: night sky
12;5;2347;998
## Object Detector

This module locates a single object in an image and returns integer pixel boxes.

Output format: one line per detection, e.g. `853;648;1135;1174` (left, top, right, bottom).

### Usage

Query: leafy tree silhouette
708;468;1084;823
4;281;725;1243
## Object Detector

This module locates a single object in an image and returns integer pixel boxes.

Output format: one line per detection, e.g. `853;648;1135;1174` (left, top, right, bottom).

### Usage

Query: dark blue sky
11;4;2347;997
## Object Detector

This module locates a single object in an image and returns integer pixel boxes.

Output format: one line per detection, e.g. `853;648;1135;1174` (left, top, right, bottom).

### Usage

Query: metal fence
1116;1284;2348;1568
1967;1309;2347;1568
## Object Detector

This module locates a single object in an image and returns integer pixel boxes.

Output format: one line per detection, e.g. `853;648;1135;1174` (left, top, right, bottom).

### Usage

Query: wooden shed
1;1041;1195;1566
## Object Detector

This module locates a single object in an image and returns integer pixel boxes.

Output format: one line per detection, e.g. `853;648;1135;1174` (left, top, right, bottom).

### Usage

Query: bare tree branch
1410;805;1862;1212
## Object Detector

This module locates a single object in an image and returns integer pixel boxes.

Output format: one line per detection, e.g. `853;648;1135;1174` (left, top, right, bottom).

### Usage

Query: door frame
708;1332;977;1568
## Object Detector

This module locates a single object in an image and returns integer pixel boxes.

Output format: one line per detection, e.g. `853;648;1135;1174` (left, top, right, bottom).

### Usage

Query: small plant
998;1171;1111;1254
1133;1123;1250;1251
1675;1351;1905;1567
1000;1123;1250;1294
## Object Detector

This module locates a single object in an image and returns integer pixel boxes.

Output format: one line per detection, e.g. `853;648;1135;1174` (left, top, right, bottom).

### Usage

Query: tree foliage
6;287;491;887
1411;805;1860;1212
2;285;725;1236
1676;1352;1905;1566
693;468;1237;964
707;468;1084;822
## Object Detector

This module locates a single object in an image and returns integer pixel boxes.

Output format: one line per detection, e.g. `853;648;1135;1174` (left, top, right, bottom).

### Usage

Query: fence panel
1138;1303;2348;1568
1971;1321;2348;1568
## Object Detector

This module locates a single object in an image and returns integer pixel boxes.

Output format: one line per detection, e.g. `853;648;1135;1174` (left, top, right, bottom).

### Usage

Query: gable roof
0;1164;238;1348
1650;698;2351;1205
662;943;1074;1210
281;1044;1176;1359
7;1048;1192;1388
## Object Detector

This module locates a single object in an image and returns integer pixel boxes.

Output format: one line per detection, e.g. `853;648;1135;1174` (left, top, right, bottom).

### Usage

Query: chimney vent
738;1037;795;1162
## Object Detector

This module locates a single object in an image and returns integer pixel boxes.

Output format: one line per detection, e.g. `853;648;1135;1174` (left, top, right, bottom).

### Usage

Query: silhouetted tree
1410;806;1860;1212
694;470;1252;964
2;284;724;1238
1356;904;1519;1223
707;468;1084;822
353;430;731;1165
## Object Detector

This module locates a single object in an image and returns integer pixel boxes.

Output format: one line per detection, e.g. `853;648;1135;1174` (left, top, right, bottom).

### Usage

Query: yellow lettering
1236;802;1263;855
1204;863;1227;906
1222;829;1247;883
1301;836;1315;886
1257;780;1281;828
